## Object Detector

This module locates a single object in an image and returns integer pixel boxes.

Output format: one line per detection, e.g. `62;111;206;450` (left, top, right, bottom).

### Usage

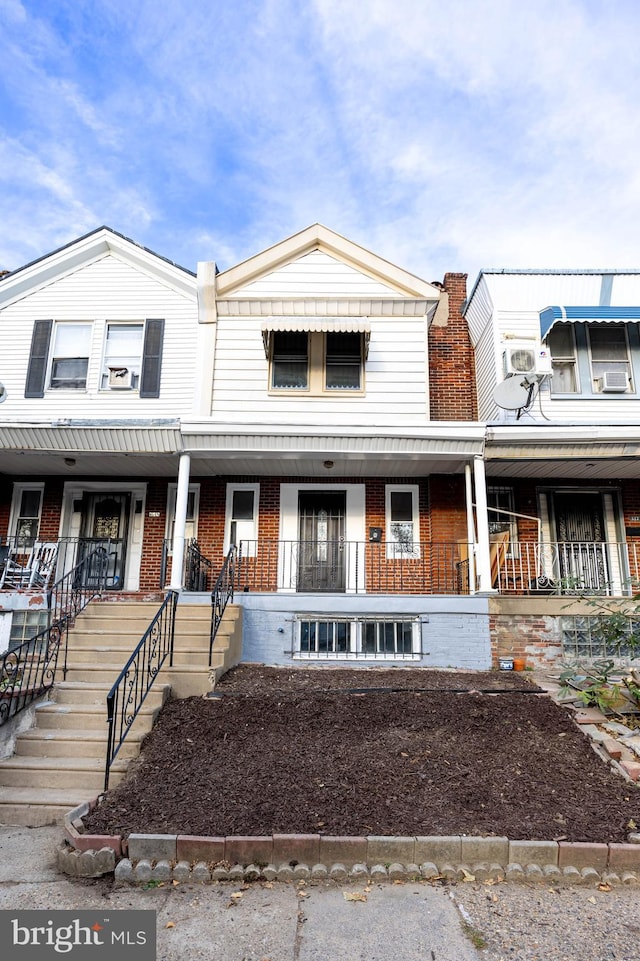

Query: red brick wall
428;272;477;421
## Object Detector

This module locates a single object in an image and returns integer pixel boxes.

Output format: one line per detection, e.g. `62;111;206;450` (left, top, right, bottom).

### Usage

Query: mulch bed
84;666;640;843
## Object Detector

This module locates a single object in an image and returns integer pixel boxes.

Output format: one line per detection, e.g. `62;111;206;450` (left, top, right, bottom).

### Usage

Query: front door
78;493;130;589
297;491;346;592
553;491;608;590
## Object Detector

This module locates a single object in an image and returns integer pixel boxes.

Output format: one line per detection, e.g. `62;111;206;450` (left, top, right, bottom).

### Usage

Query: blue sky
2;0;640;286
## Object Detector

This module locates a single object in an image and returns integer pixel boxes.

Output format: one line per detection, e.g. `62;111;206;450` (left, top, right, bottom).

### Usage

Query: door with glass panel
553;492;608;591
297;491;346;592
77;493;130;589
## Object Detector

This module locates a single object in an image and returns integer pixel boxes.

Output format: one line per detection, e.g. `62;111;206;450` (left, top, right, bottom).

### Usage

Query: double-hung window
10;485;44;546
588;324;632;392
101;323;144;390
49;323;92;389
386;485;420;558
548;323;578;394
272;332;309;389
225;484;259;557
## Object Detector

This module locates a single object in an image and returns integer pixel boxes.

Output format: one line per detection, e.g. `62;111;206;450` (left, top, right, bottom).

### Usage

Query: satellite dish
0;382;6;404
493;376;533;411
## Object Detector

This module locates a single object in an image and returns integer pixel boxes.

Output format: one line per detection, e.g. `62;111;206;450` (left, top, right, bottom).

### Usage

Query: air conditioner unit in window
601;370;629;392
502;342;553;378
108;366;133;389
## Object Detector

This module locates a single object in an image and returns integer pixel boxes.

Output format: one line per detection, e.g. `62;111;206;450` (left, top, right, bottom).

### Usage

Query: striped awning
261;317;371;356
540;306;640;340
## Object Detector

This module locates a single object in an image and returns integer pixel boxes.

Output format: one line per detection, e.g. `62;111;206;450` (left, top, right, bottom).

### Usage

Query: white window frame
100;321;144;391
587;323;633;393
165;484;200;551
294;615;421;661
8;483;44;546
385;485;420;559
269;331;365;395
48;321;93;390
224;483;260;557
548;323;579;395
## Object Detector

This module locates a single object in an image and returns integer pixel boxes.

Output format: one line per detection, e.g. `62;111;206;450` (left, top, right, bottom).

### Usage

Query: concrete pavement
0;825;480;960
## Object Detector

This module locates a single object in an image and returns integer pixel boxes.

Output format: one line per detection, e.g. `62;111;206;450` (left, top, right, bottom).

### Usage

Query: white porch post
464;462;477;595
473;455;494;593
170;453;191;591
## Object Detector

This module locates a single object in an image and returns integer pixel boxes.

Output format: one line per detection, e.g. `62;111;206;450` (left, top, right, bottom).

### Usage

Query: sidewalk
0;825;478;960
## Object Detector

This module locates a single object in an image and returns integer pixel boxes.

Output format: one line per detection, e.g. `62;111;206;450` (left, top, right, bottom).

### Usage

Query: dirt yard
83;666;640;843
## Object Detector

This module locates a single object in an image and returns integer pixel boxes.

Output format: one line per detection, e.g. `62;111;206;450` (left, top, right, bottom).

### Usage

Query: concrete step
0;755;129;790
14;728;144;759
0;787;98;827
35;701;159;731
52;681;170;708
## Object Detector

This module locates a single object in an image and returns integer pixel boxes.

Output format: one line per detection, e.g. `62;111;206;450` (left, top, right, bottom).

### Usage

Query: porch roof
181;422;486;476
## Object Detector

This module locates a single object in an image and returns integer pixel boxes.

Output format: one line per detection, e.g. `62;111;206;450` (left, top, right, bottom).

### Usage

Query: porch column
170;453;191;590
464;463;476;595
473;455;494;593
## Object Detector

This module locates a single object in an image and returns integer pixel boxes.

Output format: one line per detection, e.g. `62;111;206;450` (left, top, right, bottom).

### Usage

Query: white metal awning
261;317;371;357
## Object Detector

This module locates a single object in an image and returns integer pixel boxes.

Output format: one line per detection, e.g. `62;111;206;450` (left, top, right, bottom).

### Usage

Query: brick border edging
60;801;640;884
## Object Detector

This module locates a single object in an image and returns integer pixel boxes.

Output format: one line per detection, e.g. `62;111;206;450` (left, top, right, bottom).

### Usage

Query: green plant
558;659;629;714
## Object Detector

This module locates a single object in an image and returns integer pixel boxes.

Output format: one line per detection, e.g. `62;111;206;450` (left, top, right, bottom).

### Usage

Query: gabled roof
216;223;441;299
0;226;196;309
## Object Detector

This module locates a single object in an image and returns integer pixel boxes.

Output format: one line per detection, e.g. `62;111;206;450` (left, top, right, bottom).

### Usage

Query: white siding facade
0;253;198;420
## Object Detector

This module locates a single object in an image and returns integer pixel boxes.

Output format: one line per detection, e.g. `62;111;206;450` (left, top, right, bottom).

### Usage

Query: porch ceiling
486;457;640;480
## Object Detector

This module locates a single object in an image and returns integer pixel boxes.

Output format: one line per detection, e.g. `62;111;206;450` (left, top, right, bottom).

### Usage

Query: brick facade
428;272;477;421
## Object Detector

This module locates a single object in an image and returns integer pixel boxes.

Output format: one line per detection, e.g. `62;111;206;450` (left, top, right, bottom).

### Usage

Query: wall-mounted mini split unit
108;366;133;389
502;342;552;378
601;370;629;393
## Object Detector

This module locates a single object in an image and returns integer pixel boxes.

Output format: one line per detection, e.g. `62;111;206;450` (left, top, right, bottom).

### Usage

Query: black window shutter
139;319;165;398
25;319;53;398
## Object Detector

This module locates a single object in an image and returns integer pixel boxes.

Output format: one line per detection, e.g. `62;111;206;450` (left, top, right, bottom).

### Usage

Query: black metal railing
210;547;236;665
0;544;109;727
160;538;213;591
185;540;213;591
104;590;178;791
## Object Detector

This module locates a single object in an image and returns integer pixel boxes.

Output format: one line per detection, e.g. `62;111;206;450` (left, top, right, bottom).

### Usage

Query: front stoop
0;600;242;827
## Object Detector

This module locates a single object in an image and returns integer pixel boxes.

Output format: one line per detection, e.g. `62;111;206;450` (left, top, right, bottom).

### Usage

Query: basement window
294;616;420;660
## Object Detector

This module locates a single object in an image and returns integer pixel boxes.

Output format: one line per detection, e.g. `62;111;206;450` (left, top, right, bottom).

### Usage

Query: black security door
297;491;346;591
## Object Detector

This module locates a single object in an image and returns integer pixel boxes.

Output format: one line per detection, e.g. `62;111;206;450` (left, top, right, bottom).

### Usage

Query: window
49;323;92;389
386;485;420;558
296;616;420;660
487;485;518;557
24;317;165;398
165;484;200;549
325;332;362;390
269;331;364;394
272;332;309;389
101;323;144;390
588;324;632;392
9;610;49;651
548;323;578;394
9;485;43;546
225;484;259;556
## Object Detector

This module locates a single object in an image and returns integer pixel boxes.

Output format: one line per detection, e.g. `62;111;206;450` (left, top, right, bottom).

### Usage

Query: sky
1;0;640;287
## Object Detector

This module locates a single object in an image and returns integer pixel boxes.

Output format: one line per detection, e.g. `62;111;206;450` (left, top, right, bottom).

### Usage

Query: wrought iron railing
104;590;178;791
493;541;639;596
210;547;236;665
0;544;109;726
232;540;471;595
160;538;213;591
0;536;125;592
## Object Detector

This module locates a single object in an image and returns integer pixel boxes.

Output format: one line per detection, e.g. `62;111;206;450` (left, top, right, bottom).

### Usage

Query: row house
464;268;640;664
1;226;637;670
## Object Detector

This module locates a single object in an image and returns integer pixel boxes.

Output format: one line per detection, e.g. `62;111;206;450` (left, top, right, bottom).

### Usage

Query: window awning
540;306;640;340
261;318;371;357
